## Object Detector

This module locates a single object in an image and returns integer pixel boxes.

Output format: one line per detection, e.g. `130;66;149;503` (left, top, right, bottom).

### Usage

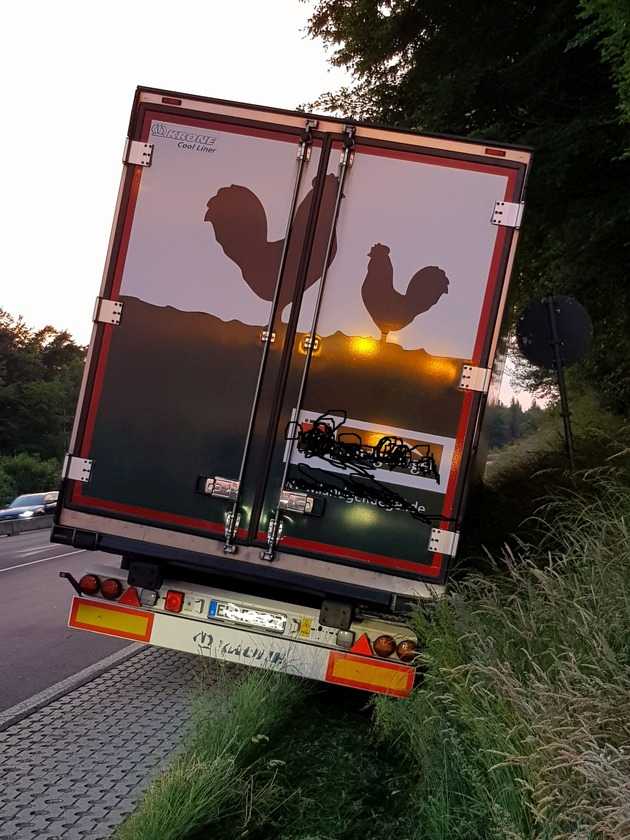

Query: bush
0;452;61;506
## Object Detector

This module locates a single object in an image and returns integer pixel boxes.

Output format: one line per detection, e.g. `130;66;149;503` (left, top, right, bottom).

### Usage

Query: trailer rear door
250;136;525;582
58;89;530;588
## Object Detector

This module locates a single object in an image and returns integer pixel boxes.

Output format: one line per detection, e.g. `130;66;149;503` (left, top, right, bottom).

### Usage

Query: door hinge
428;528;460;557
342;124;356;167
63;455;92;483
93;297;123;326
459;364;491;393
261;515;284;561
279;490;314;514
297;119;318;160
260;330;276;344
123;139;154;167
201;477;240;501
491;200;524;229
223;510;240;554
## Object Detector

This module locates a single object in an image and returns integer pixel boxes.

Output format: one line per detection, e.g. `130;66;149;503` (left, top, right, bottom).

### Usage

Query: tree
306;0;630;412
486;403;511;449
579;0;630;132
508;398;524;441
0;453;62;506
0;310;85;461
484;400;543;449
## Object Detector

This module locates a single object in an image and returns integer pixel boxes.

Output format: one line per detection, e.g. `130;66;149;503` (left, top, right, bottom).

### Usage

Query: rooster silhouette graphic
204;174;340;311
361;244;450;342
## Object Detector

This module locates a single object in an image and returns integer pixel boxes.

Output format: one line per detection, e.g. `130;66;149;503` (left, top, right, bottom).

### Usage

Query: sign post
516;295;593;471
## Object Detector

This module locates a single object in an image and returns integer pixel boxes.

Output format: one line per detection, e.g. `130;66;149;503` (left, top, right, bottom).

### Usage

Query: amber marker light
423;357;459;382
397;639;418;663
373;635;397;658
349;336;379;357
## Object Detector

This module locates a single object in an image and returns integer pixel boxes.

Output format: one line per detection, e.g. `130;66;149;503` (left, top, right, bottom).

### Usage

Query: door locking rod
223;120;317;553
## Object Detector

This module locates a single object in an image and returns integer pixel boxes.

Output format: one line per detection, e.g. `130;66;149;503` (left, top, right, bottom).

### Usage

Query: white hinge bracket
491;200;524;229
123;139;154;167
428;528;460;557
203;477;240;501
93;297;123;326
459;364;491;393
63;455;92;483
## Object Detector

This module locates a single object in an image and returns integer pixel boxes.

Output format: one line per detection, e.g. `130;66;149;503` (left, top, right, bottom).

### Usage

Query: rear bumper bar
68;596;415;698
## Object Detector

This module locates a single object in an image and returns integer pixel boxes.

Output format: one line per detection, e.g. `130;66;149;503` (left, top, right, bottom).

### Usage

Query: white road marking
0;549;85;573
17;545;58;558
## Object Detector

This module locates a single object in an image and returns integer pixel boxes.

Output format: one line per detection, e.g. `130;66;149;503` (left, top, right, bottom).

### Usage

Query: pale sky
0;0;529;406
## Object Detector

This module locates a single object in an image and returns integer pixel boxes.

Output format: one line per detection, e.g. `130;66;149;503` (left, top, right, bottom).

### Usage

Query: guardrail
0;514;54;537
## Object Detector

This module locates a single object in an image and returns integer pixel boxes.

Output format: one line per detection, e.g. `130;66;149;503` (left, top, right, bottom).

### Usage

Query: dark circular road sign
516;295;592;369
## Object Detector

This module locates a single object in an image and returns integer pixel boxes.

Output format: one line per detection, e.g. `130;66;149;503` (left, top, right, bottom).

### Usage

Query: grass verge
374;469;630;838
114;668;307;840
118;401;630;839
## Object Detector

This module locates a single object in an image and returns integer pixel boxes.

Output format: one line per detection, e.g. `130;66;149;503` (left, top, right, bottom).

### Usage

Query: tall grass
116;399;630;839
115;668;307;840
374;471;630;839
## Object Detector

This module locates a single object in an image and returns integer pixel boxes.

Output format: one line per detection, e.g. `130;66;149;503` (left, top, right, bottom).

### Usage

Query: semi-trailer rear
54;86;531;697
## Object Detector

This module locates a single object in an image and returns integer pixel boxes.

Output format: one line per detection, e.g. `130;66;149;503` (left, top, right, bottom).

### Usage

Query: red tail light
373;635;396;658
101;578;123;600
78;574;100;596
164;590;185;613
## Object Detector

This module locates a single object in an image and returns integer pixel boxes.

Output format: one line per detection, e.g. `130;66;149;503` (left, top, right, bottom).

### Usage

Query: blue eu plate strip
208;600;218;618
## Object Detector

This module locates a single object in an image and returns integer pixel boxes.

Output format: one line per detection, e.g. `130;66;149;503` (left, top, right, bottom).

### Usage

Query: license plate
209;600;287;633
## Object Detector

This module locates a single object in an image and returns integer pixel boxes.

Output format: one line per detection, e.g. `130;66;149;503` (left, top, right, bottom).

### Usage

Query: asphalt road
0;528;128;711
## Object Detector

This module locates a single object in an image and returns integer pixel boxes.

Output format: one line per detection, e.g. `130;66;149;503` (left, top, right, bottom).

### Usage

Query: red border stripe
278;533;442;578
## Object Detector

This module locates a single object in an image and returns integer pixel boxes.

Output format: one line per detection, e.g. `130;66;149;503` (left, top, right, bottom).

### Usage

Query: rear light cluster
78;575;184;614
78;574;123;600
374;634;417;663
337;628;418;663
76;576;417;660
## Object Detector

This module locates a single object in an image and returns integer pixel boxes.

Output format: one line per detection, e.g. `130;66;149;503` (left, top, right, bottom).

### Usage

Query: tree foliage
0;453;62;506
0;310;85;477
485;398;544;450
306;0;630;412
579;0;630;130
